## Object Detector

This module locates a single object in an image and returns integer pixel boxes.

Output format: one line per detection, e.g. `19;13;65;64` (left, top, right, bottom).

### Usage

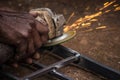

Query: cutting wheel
44;31;76;47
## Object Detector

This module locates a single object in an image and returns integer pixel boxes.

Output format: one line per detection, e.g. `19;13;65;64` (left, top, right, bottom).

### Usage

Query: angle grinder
30;8;76;47
0;8;76;64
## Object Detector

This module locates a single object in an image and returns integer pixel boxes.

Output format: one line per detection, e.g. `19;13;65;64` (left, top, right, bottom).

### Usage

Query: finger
15;40;27;60
29;11;38;18
31;27;42;48
35;21;49;44
35;21;49;34
12;63;19;68
41;34;49;44
27;34;35;55
33;52;41;60
26;58;33;64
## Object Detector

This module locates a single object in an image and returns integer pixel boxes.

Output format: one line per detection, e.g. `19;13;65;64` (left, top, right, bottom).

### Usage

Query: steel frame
0;45;120;80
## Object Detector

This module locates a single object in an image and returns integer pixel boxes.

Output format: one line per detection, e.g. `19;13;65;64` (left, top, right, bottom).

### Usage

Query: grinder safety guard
30;8;76;46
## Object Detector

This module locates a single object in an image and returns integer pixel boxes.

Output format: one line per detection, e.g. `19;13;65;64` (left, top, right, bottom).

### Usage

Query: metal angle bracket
50;45;120;80
0;45;120;80
0;45;80;80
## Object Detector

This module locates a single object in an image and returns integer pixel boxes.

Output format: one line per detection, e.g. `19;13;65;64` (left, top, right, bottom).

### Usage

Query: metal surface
22;55;78;80
0;61;74;80
32;61;74;80
50;45;120;80
0;45;78;80
0;45;120;80
44;31;76;46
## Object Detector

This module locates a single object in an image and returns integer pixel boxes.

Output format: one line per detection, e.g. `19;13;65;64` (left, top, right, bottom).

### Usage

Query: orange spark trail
64;0;119;32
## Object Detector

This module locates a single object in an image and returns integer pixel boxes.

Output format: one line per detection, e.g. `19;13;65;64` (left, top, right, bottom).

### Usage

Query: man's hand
0;10;49;64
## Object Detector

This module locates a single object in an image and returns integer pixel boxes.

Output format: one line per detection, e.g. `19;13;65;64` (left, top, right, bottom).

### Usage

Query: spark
64;0;119;32
99;0;116;10
113;4;119;7
90;19;98;22
64;12;102;32
66;12;75;23
105;10;111;13
96;26;107;30
114;6;120;11
85;6;90;10
81;23;91;27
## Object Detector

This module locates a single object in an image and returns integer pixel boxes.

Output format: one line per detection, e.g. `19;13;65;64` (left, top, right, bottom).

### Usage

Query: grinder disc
44;31;76;47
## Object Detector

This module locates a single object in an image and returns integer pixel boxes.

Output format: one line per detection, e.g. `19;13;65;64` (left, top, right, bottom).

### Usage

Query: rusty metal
0;46;78;80
50;45;120;80
21;55;78;80
32;61;74;80
0;45;120;80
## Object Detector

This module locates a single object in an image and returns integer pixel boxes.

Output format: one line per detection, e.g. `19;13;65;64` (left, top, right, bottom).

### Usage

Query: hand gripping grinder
30;8;76;46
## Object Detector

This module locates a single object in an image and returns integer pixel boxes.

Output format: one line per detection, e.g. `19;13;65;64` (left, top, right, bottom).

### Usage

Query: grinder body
30;8;66;39
30;8;76;46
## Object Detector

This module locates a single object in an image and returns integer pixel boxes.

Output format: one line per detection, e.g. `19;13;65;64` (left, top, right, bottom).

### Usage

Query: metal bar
50;45;120;80
21;55;79;80
51;70;73;80
77;55;120;80
32;61;74;80
1;45;119;80
0;70;20;80
0;61;73;80
0;65;20;80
